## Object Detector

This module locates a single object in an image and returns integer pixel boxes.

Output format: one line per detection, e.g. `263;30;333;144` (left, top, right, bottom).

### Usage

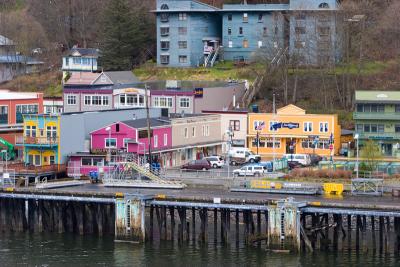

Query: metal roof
121;117;171;129
355;91;400;102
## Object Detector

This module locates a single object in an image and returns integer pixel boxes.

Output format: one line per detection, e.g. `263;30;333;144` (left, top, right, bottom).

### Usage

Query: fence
318;161;400;176
0;166;15;188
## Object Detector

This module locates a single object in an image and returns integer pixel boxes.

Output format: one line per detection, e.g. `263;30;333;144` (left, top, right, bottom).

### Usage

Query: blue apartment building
153;0;339;67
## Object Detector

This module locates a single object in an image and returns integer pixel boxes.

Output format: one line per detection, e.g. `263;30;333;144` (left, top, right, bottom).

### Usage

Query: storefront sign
231;139;245;147
271;122;299;130
194;88;203;98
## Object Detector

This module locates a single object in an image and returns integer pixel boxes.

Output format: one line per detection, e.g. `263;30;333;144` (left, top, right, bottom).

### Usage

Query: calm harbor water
0;232;399;267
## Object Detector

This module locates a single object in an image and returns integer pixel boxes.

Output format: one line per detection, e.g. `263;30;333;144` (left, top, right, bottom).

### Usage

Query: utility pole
145;84;152;168
272;93;276;172
256;131;259;155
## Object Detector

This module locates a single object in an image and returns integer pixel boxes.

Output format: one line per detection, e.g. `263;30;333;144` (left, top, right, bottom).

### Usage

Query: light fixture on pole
225;128;233;179
354;133;359;179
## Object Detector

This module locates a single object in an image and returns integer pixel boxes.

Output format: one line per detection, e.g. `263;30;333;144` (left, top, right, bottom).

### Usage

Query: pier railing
5;163;66;174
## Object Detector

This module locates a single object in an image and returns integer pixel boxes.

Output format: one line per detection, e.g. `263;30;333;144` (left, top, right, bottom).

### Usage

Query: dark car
309;154;323;166
181;159;211;171
288;161;304;170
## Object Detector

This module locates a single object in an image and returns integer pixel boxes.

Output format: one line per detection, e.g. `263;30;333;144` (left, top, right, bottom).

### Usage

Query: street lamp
354;133;359;179
105;126;111;177
225;128;234;179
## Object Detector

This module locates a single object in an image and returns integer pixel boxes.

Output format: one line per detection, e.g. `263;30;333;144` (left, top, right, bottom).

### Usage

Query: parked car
287;161;305;170
257;161;273;172
233;164;265;177
228;148;261;164
204;156;224;168
181;159;211;171
283;154;311;166
309;154;323;166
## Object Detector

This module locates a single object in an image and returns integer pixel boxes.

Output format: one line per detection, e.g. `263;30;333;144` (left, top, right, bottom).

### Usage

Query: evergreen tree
99;0;148;71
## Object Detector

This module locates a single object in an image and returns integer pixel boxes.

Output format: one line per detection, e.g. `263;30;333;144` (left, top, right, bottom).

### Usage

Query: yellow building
248;105;341;156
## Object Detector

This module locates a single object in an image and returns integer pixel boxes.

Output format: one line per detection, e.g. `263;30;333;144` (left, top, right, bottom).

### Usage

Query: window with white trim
123;138;129;148
319;122;329;133
179;97;190;108
67;95;76;105
178;13;187;21
84;95;91;106
154;135;158;148
192;126;196;137
154;96;173;108
179;55;187;63
184;127;188;138
105;138;116;148
164;133;168;146
304;122;313;132
228;40;233;48
202;125;210;136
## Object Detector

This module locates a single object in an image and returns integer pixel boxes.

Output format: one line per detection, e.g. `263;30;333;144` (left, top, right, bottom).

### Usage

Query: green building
354;91;400;157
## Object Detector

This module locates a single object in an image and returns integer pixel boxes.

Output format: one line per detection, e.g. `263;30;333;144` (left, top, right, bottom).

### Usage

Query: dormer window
319;2;329;8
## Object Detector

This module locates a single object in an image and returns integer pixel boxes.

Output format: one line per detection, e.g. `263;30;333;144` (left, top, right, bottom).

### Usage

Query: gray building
59;108;161;163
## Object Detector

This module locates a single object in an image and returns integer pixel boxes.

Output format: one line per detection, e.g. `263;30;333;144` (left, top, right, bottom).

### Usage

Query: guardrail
164;169;233;179
16;136;59;146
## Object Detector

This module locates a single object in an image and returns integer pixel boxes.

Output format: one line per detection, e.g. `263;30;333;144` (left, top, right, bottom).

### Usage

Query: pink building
90;118;172;154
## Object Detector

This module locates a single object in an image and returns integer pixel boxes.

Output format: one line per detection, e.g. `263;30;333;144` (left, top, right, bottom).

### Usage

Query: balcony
353;112;400;121
357;132;400;140
16;136;59;147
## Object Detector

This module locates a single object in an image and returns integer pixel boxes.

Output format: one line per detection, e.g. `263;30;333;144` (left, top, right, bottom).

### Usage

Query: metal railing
6;163;66;174
353;112;400;120
16;136;59;146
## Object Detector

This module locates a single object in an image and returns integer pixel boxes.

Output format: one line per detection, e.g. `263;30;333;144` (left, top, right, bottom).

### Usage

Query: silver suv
204;156;224;168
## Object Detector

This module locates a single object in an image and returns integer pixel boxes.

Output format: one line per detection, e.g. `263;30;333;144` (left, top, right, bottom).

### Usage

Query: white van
283;154;311;166
233;164;265;177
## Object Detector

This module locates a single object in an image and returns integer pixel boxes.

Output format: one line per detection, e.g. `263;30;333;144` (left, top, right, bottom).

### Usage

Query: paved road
51;183;400;210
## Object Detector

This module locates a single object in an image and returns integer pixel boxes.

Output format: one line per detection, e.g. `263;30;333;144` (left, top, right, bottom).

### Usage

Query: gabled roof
0;35;14;46
121;117;171;129
65;71;140;86
277;104;306;115
67;48;99;57
64;72;107;85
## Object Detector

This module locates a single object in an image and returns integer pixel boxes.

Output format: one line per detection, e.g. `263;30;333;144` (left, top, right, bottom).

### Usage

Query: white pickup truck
228;148;261;166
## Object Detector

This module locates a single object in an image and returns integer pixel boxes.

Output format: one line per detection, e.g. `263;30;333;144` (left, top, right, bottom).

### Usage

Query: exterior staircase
204;46;221;68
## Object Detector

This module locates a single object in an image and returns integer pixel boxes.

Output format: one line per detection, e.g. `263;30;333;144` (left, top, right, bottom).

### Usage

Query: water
0;232;400;267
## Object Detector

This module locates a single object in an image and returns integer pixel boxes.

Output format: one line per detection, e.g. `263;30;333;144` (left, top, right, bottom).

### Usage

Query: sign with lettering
271;122;300;130
194;88;204;98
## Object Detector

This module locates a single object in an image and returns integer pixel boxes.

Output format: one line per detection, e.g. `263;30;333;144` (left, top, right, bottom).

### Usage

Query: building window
160;41;170;50
317;140;330;149
160;55;169;64
164;133;168;146
154;96;173;108
239;27;243;35
228;40;233;48
184;127;188;138
318;27;330;36
178;27;187;35
67;95;76;105
16;104;39;124
258;41;263;48
179;55;187;63
263;27;267;36
364;124;370;133
84;95;91;105
356;124;363;133
295;27;306;34
160;13;169;22
72;58;81;64
102;96;109;106
319;2;330;8
25;125;37;137
319;122;328;133
395;105;400;113
228;14;232;21
228;27;232;35
160;27;169;36
258;14;263;22
230;120;240;131
243;13;248;22
269;121;278;132
0;106;8;124
295;41;306;49
395;125;400;133
105;138;116;148
92;95;102;105
179;97;190;108
192;127;196;137
179;13;187;21
154;135;158;148
178;41;187;49
266;138;280;148
243;39;249;48
138;130;153;139
358;104;385;113
304;122;313;132
202;125;210;136
46;126;57;139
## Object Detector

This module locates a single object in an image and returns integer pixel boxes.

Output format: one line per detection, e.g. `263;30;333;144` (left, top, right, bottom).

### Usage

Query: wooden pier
0;188;400;252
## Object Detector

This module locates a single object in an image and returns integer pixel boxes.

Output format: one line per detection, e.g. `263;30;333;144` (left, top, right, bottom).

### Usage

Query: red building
0;90;44;158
